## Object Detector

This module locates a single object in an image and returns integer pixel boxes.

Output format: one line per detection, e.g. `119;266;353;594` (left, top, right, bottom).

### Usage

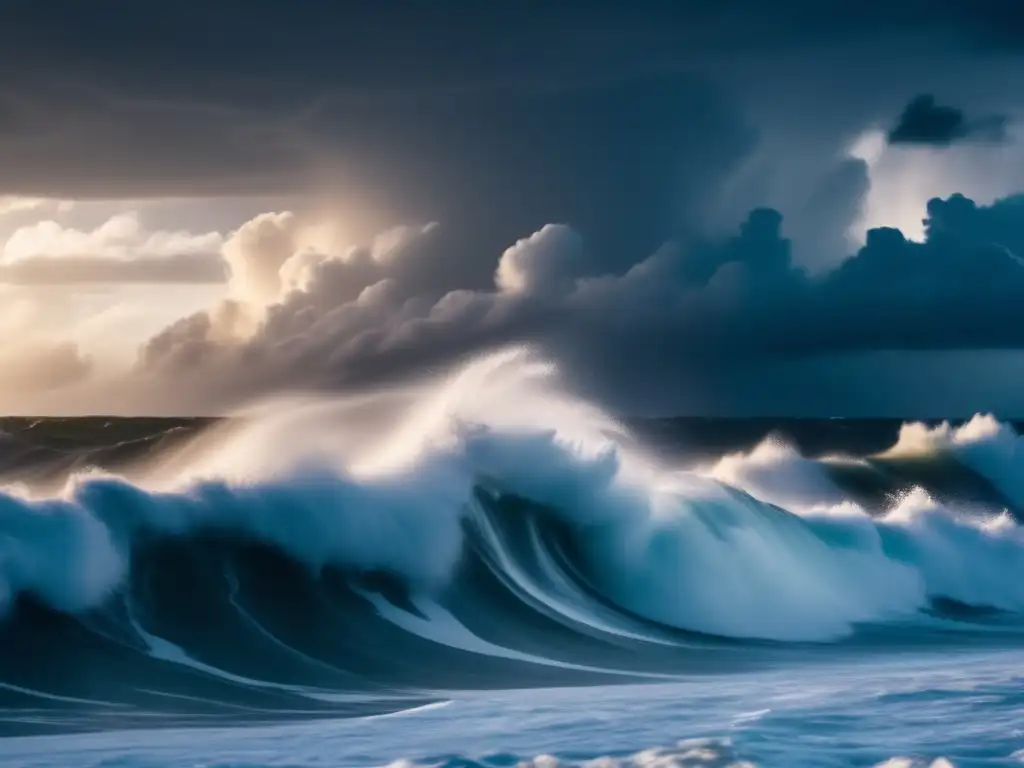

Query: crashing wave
1;349;1023;735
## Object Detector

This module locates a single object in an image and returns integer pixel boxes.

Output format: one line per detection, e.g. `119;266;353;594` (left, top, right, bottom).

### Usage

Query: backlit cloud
125;190;1024;414
0;213;227;285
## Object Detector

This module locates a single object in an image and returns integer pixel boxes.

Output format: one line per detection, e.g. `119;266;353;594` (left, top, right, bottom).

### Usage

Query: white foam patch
704;438;846;510
884;414;1024;507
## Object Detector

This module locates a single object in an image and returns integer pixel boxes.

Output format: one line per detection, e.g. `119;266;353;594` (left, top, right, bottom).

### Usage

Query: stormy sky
3;0;1024;416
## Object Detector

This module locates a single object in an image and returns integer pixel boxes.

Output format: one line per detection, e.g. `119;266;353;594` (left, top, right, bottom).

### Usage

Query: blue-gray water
3;651;1023;766
1;358;1023;766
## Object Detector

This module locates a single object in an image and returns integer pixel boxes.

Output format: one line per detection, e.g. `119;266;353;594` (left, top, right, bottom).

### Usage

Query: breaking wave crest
1;349;1023;735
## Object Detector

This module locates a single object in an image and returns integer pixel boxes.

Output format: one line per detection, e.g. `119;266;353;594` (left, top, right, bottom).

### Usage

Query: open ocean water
1;351;1024;767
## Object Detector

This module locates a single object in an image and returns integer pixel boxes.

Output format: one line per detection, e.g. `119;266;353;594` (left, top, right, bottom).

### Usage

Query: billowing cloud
495;225;586;295
222;212;304;304
0;213;227;285
127;190;1024;413
887;94;1009;146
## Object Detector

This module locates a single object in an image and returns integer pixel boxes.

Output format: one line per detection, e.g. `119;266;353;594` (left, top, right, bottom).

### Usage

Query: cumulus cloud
218;210;449;309
0;213;227;285
495;225;585;295
887;94;1010;146
124;188;1024;413
221;211;305;304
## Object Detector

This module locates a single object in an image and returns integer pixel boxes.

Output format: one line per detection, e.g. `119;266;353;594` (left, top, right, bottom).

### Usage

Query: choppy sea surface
1;352;1024;767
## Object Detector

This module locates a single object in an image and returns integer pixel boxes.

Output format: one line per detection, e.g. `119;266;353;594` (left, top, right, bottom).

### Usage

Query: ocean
0;351;1022;767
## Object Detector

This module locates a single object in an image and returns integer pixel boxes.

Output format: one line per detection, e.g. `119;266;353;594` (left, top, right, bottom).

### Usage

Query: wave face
2;350;1024;736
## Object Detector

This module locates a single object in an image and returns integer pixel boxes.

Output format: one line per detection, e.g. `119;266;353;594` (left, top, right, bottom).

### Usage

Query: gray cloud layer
0;253;227;285
3;2;1020;98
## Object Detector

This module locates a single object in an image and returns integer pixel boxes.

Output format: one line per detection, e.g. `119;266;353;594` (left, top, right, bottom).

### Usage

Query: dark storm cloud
0;88;317;198
0;1;1018;200
887;94;1009;146
133;191;1024;411
1;0;1020;275
2;1;759;197
0;69;755;274
2;1;1021;99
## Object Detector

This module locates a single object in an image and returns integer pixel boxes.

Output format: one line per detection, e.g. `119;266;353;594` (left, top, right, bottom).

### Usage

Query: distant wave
1;349;1024;736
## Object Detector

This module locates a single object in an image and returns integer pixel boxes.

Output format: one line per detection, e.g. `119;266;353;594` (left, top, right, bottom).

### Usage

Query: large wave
1;348;1023;735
